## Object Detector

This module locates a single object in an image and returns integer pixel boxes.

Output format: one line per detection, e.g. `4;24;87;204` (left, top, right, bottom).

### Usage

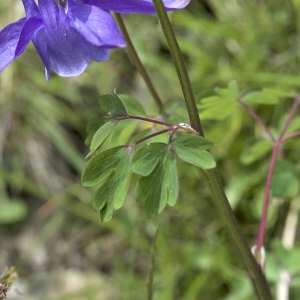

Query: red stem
255;96;300;253
283;130;300;142
240;99;275;142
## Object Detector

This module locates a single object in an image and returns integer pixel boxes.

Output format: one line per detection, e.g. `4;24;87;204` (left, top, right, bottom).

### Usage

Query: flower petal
0;19;26;72
15;17;44;57
33;25;110;77
82;0;191;13
22;0;39;17
38;0;64;28
68;0;125;48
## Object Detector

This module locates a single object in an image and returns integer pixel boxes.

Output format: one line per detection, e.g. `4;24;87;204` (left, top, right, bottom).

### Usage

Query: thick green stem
115;13;164;113
152;0;272;299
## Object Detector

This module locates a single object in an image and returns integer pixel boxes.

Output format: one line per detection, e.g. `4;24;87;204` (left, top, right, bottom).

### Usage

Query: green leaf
240;140;272;165
99;94;128;119
113;154;132;209
173;135;216;169
271;160;299;198
90;121;116;152
82;146;124;187
137;163;164;216
173;134;212;150
243;88;291;105
118;94;146;115
132;143;167;176
199;81;239;121
160;152;179;211
0;201;28;224
92;149;132;220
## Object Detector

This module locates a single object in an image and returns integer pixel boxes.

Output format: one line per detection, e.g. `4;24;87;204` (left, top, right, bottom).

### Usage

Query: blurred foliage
1;0;300;299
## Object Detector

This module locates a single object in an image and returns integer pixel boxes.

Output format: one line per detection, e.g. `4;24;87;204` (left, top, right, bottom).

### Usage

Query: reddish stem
283;130;300;142
240;98;275;142
135;128;170;145
116;115;172;127
255;96;300;253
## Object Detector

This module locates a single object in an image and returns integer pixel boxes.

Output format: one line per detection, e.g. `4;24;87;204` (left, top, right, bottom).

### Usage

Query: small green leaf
113;155;132;209
132;143;167;176
118;94;146;115
0;201;27;224
82;146;124;187
241;140;272;165
173;135;216;169
99;94;128;118
160;152;179;211
137;163;164;216
199;81;239;121
90;121;116;152
243;89;291;105
92;149;132;220
173;134;212;150
271;160;299;198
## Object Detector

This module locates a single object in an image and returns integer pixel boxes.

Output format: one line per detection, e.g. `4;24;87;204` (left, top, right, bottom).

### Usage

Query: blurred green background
1;1;300;299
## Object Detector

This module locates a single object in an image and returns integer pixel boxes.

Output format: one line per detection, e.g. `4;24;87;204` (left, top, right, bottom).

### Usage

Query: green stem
115;13;164;113
152;0;272;299
151;1;204;135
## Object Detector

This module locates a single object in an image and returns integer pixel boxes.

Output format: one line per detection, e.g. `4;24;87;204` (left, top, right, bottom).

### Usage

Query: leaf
81;146;124;187
99;94;128;119
160;151;179;211
92;148;132;220
271;160;299;198
243;88;291;105
240;140;272;165
0;201;27;224
137;163;164;216
173;135;216;169
118;94;146;115
132;143;167;176
90;121;116;153
199;81;239;121
173;134;212;150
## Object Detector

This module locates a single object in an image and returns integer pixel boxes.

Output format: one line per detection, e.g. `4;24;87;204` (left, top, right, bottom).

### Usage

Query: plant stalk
152;0;272;298
115;13;164;113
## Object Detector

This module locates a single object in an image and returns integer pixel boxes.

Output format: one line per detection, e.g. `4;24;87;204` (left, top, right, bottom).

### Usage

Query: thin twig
282;130;300;142
135;129;170;145
240;98;275;142
255;96;300;258
114;13;165;113
115;115;172;127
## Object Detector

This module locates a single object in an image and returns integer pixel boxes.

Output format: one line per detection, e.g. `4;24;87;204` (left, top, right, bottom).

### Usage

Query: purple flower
82;0;191;14
0;0;191;78
0;0;125;77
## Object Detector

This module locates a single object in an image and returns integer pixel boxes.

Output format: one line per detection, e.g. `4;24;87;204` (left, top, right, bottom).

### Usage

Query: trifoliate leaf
132;143;167;176
173;134;212;150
